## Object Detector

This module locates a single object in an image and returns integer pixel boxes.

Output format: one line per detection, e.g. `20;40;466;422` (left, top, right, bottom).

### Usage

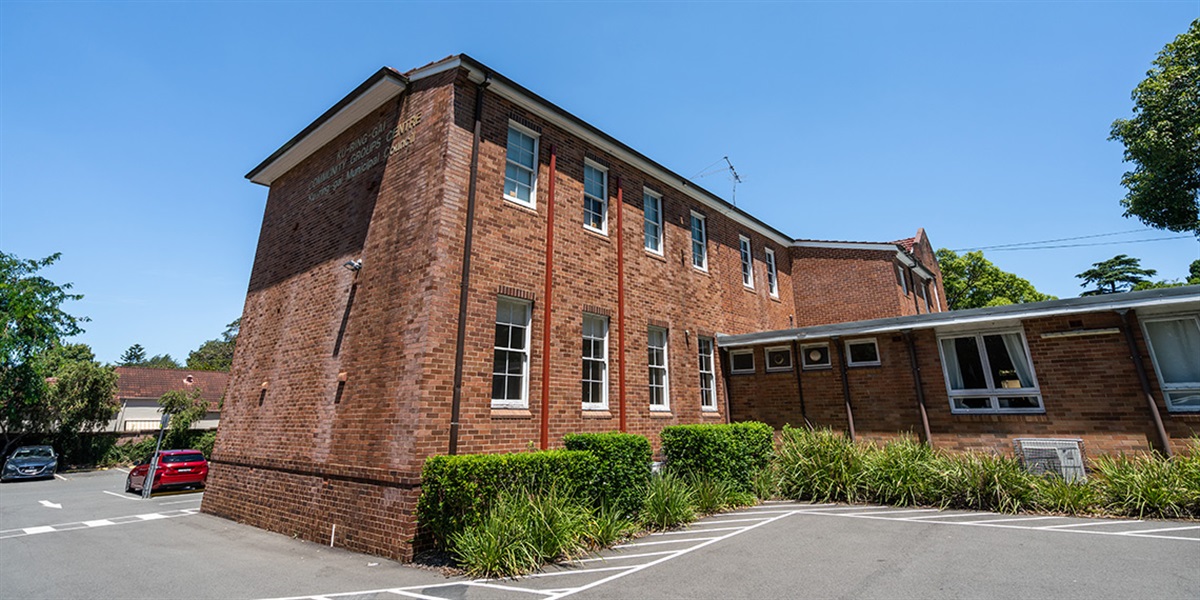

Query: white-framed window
504;124;538;208
648;327;669;411
845;339;881;367
698;337;717;411
1142;316;1200;412
765;247;779;297
582;313;609;409
922;282;933;313
492;297;531;408
766;346;793;372
730;348;755;374
932;282;942;312
583;161;608;234
739;235;754;288
643;189;663;254
897;264;909;295
937;330;1043;414
801;343;831;370
690;211;708;271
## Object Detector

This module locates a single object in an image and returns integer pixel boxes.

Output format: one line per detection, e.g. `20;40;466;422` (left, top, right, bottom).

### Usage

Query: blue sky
2;1;1197;364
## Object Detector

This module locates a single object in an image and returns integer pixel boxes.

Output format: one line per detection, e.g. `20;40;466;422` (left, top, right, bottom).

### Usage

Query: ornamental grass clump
776;426;864;503
1092;452;1197;519
751;463;780;501
641;472;696;530
688;474;755;514
1032;476;1100;516
860;436;938;507
934;451;1035;513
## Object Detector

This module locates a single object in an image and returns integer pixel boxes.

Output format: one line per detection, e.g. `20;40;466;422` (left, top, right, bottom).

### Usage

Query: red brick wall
790;247;909;326
729;310;1198;456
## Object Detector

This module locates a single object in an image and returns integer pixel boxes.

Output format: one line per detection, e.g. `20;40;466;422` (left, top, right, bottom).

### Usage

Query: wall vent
1013;438;1086;482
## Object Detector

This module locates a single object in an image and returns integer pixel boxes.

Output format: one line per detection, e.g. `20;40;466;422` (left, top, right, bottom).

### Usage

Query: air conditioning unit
1013;438;1086;483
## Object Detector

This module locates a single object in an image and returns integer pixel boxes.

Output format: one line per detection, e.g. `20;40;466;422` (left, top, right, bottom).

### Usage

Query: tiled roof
892;237;916;252
114;367;229;410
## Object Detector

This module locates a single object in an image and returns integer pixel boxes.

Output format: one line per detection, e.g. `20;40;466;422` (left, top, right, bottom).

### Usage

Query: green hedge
564;432;652;516
660;422;774;491
417;450;600;549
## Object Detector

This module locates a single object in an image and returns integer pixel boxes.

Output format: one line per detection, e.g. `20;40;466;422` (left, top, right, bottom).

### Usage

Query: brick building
720;286;1199;457
110;367;226;432
201;54;946;560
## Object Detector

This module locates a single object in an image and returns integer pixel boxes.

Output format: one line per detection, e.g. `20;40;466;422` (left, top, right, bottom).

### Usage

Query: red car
126;450;208;493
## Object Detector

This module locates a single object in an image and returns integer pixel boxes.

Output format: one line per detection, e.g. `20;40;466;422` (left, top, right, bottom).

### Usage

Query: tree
186;318;240;372
1110;19;1200;235
142;354;182;369
1076;254;1158;295
42;350;119;439
119;344;147;365
1190;259;1200;284
158;388;209;447
1;252;88;455
935;249;1056;310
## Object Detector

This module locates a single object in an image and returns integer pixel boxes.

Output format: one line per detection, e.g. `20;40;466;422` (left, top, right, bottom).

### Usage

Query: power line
982;235;1193;251
950;229;1155;252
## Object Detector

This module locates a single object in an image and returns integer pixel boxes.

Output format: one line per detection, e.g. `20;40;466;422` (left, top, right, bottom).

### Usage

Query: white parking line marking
570;550;677;563
795;505;893;512
515;565;638;579
138;513;168;520
101;490;139;501
464;581;553;595
390;590;454;600
903;512;996;520
614;536;719;548
1041;520;1142;529
22;526;54;535
844;508;938;517
1120;525;1200;536
690;517;771;525
159;498;203;505
83;520;113;528
650;526;745;536
54;473;69;481
963;516;1065;525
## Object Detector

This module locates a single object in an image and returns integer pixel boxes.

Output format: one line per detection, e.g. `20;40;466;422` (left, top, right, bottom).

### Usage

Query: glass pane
733;353;753;371
1166;390;1200;409
998;396;1041;409
492;375;505;400
983;334;1033;389
507;351;524;375
507;375;522;401
510;326;525;350
1145;319;1200;385
495;325;509;349
493;350;507;374
953;397;992;410
848;342;878;364
944;337;987;390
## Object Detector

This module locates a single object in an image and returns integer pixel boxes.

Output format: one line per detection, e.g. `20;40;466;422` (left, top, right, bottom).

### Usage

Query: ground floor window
582;314;609;409
938;330;1042;413
493;297;531;408
648;327;669;411
1142;316;1200;412
698;337;716;411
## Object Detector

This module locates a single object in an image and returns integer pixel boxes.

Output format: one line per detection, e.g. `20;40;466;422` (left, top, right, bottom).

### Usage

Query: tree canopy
1110;19;1200;235
1077;254;1158;295
935;249;1056;310
186;318;240;372
119;344;146;365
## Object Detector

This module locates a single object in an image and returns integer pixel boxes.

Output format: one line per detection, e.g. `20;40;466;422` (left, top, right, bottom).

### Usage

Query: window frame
581;313;609;410
643;188;664;255
765;247;779;298
1140;315;1200;413
845;338;881;368
897;264;909;296
583;160;608;235
647;326;670;412
503;122;539;209
690;211;708;272
801;343;832;370
765;346;793;372
492;296;532;409
730;348;755;374
936;329;1044;415
698;337;717;411
739;235;754;289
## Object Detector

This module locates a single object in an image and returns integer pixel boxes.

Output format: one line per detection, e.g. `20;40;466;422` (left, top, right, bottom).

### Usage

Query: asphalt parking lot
3;471;1198;599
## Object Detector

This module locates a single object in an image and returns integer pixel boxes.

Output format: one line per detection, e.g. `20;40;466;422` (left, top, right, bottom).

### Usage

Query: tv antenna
692;156;744;206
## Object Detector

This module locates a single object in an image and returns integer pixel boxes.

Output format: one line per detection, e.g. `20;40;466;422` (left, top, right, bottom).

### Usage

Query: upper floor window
765;247;779;297
504;125;538;208
648;327;669;411
690;212;708;271
938;331;1042;414
698;337;717;411
583;162;608;234
493;297;531;408
582;314;609;409
897;264;909;295
1142;316;1200;412
644;190;663;254
739;236;754;289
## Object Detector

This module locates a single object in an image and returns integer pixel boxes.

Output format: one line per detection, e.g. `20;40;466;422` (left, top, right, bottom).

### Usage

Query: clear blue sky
2;1;1197;364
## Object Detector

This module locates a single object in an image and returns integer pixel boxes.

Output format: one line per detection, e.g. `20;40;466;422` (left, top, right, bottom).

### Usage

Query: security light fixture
343;259;362;272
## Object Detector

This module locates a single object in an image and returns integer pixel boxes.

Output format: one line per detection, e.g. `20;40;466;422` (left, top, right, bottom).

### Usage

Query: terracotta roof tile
891;237;916;252
114;367;229;410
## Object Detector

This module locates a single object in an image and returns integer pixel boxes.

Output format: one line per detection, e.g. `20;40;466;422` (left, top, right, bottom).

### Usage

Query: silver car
1;446;58;482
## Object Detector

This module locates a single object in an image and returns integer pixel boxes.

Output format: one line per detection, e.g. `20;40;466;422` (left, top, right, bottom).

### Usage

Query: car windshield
13;447;53;459
161;453;205;464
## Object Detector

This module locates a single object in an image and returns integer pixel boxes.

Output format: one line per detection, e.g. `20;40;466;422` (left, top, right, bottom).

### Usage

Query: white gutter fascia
455;63;795;248
791;241;900;252
408;57;464;82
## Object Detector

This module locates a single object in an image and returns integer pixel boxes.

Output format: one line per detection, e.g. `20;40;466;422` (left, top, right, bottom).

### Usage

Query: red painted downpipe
615;177;627;432
539;145;557;450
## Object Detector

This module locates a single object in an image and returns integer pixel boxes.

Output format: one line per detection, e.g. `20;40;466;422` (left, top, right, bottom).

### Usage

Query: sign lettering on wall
307;113;423;202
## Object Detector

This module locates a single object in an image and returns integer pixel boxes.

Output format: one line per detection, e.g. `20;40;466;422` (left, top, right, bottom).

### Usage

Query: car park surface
2;474;1197;599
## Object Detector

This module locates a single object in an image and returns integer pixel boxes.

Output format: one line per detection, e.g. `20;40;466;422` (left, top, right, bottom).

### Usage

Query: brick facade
203;56;947;561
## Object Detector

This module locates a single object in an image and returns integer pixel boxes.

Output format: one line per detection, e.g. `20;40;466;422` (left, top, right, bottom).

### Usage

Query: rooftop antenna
692;156;744;206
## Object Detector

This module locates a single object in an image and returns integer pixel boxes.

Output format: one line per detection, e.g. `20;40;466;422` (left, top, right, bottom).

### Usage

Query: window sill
765;368;793;374
768;295;781;303
691;266;710;277
648;411;674;418
502;197;539;214
700;410;723;418
730;370;755;376
743;285;756;293
950;412;1048;422
645;250;667;263
1166;411;1200;418
490;408;533;419
802;365;832;371
847;362;881;368
583;226;610;241
582;409;612;419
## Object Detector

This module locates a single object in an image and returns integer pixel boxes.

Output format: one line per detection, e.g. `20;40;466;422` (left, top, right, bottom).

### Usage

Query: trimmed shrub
776;426;864;503
641;472;696;530
564;432;651;517
660;422;773;491
418;450;600;549
860;436;938;507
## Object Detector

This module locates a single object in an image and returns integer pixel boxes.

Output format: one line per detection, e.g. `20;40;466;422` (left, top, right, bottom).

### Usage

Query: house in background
111;367;227;432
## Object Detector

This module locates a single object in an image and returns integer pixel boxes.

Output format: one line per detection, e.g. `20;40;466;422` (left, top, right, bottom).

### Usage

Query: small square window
846;339;880;367
801;344;831;370
765;347;792;372
730;349;755;374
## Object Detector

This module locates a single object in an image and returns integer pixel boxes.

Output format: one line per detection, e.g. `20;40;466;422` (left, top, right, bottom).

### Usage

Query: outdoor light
343;259;362;272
